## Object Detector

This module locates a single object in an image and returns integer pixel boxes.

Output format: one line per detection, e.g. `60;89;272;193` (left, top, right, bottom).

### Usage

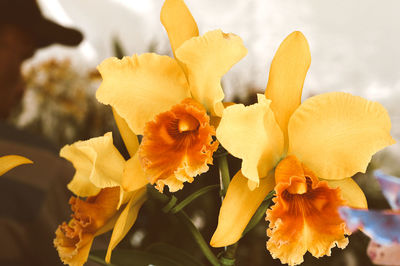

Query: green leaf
146;242;203;266
146;185;220;266
90;249;183;266
170;184;219;213
90;243;205;266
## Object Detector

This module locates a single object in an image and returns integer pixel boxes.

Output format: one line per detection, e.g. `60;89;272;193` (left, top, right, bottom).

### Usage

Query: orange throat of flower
139;98;218;192
54;187;120;265
266;156;349;266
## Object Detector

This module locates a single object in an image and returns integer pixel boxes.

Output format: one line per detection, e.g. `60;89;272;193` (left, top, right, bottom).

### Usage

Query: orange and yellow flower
210;31;395;265
54;132;147;265
95;0;247;192
0;155;32;176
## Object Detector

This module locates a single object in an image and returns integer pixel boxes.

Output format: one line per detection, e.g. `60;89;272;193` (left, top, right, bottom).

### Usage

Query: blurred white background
34;0;400;154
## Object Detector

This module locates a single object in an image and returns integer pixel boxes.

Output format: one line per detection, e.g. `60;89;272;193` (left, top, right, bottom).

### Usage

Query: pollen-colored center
274;155;317;195
287;179;308;194
178;114;199;132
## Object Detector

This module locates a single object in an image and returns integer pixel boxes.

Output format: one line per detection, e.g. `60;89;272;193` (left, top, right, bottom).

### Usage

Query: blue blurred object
339;170;400;245
339;207;400;245
375;170;400;210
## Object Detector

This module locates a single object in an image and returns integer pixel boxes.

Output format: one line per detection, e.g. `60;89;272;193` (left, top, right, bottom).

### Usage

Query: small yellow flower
210;31;395;265
54;132;147;265
95;0;247;192
0;155;32;176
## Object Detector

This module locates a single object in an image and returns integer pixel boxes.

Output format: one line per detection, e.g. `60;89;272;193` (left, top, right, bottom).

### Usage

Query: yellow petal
121;153;148;192
326;177;368;209
210;170;275;247
96;53;191;135
175;30;248;116
265;31;311;150
288;92;395;180
161;0;198;56
112;108;139;157
0;155;32;176
117;188;133;210
60;132;125;197
105;187;147;263
216;94;284;184
210;102;236;128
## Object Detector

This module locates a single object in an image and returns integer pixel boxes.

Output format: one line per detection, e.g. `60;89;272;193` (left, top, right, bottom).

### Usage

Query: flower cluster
53;0;396;265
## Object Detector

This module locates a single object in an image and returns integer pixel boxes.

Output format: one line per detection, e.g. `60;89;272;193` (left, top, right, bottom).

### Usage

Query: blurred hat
0;0;83;48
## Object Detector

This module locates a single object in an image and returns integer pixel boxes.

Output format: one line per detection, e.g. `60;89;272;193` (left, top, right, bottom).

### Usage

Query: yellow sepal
0;155;32;176
210;171;275;247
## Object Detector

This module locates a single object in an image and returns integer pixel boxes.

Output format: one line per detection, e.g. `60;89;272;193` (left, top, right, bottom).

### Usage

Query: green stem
217;155;230;197
219;243;238;266
176;212;220;266
216;155;238;265
147;185;220;266
171;184;219;214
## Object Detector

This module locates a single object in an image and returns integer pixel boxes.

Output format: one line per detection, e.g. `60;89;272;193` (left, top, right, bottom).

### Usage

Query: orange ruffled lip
266;156;349;266
54;187;120;266
139;98;218;192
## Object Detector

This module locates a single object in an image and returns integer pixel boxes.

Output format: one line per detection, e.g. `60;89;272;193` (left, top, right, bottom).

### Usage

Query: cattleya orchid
0;155;32;176
54;0;247;264
54;132;147;265
210;31;395;265
96;0;247;192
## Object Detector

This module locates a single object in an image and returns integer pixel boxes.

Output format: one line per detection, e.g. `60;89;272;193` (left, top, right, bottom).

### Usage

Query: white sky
33;0;400;145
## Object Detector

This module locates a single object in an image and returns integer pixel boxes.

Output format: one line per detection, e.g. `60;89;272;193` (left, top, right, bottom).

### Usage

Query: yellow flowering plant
52;0;397;266
54;132;147;265
54;0;245;265
211;31;395;265
96;0;247;193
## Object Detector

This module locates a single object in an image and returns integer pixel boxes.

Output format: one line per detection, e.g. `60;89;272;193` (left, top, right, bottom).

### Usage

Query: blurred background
0;0;399;265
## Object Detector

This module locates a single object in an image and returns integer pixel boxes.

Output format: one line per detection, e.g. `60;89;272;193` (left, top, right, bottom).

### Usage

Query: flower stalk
217;154;240;266
217;154;230;197
147;185;220;266
219;243;238;266
176;211;220;266
170;184;219;214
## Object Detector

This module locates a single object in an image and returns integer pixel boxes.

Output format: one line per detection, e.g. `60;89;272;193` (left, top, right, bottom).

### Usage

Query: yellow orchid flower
0;155;32;176
210;31;396;265
54;132;147;265
96;0;247;192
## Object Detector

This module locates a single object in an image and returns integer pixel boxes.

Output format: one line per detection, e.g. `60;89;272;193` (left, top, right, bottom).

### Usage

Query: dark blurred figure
0;1;84;265
0;0;82;119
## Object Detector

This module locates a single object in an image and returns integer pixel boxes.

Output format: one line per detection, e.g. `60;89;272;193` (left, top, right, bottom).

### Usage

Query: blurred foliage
8;59;116;149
